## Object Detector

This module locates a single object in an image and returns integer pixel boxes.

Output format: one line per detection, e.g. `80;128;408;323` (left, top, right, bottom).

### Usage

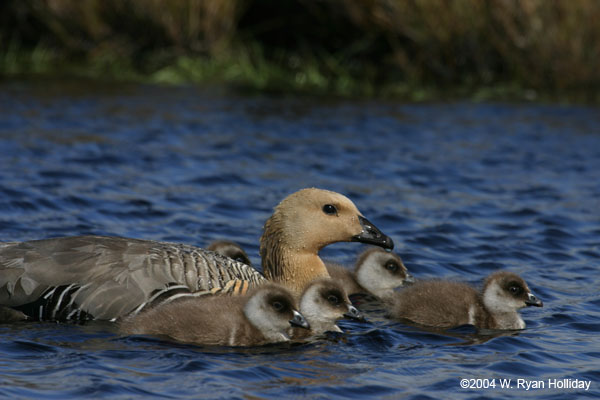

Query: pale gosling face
355;248;414;299
244;285;309;342
483;272;543;312
299;278;363;334
482;271;542;329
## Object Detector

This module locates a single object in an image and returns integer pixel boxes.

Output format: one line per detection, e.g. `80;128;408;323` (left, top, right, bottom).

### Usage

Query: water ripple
1;85;599;398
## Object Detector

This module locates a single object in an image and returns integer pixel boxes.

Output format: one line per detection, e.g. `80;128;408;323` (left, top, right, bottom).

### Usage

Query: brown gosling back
120;283;309;347
389;271;542;330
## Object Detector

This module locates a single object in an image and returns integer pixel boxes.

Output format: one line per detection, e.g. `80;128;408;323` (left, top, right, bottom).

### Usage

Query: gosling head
299;278;363;334
244;284;310;342
207;240;252;265
354;248;414;300
482;271;543;315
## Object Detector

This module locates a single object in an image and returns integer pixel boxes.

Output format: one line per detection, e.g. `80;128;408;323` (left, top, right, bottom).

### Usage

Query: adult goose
0;188;393;322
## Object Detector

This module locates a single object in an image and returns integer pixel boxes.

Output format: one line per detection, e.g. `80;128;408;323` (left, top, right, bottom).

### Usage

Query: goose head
262;188;393;253
260;188;393;296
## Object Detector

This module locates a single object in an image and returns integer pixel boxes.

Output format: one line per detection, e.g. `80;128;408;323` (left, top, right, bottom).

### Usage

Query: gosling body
389;271;542;330
120;284;309;347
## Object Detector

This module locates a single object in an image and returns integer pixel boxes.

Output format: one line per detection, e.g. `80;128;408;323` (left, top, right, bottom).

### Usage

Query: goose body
120;284;309;347
388;271;543;330
0;236;263;321
0;188;392;322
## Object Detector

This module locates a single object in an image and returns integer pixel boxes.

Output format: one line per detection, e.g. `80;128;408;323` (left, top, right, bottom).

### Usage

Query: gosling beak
289;310;310;329
525;292;543;307
404;273;415;285
343;304;365;321
352;216;394;250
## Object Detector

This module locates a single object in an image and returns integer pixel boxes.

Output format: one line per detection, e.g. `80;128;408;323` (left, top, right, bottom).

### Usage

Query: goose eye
509;286;522;295
327;295;340;305
322;204;338;216
385;261;399;273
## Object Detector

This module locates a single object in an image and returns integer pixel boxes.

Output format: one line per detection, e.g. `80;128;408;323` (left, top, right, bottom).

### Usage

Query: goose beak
404;273;415;285
289;310;310;330
343;304;365;321
352;216;394;250
525;292;543;307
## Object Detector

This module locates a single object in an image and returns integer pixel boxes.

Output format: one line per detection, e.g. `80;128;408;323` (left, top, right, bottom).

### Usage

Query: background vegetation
2;0;599;102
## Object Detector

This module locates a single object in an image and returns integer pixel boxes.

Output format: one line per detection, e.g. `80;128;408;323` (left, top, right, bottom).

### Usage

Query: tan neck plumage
275;250;329;298
262;242;330;299
260;210;332;298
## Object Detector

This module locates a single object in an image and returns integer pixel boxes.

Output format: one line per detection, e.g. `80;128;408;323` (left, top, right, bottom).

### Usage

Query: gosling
206;240;252;265
326;248;414;299
120;284;309;347
291;278;363;340
388;271;543;330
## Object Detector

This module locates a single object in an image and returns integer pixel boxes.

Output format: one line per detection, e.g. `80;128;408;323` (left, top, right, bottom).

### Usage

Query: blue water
1;81;599;399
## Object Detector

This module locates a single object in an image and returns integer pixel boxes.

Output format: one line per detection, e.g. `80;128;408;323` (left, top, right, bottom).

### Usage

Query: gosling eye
509;286;523;296
327;295;340;305
272;301;284;312
322;204;338;216
232;253;249;264
385;261;399;273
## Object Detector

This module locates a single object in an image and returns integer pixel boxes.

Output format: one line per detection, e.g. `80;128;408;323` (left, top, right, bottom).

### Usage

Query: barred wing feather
0;236;266;321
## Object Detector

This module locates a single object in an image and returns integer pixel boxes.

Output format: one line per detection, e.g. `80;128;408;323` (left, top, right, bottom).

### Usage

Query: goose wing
0;235;266;321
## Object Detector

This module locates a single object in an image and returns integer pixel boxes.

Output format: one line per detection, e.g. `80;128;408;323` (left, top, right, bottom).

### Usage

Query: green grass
2;0;599;103
2;43;566;103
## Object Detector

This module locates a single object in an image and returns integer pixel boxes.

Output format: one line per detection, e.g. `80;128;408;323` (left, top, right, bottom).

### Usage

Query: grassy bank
2;0;600;102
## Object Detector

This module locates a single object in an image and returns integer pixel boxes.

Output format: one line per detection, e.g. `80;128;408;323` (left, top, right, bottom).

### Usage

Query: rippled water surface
1;81;599;399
